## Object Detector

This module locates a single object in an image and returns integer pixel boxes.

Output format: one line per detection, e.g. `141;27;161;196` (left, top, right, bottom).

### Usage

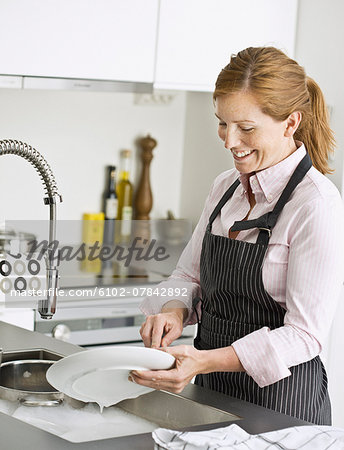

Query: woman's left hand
129;345;207;394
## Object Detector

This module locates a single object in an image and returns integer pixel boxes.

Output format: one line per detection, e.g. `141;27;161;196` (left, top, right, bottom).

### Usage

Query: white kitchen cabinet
0;0;298;91
154;0;298;91
0;0;158;83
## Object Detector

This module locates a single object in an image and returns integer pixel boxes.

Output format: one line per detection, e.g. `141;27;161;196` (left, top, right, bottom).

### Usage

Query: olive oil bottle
116;149;133;241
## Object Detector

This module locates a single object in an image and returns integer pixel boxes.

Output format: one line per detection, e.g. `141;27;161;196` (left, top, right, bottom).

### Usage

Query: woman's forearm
161;300;189;322
200;346;245;374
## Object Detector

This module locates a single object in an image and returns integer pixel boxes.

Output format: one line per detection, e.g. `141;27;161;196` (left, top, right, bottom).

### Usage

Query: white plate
71;368;152;407
46;346;175;407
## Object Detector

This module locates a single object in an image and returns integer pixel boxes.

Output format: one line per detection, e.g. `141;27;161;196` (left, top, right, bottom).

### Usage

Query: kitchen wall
0;88;187;222
179;92;234;227
295;0;344;195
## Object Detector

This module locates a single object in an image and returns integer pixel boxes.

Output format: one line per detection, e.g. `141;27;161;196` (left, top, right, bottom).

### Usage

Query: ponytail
294;77;335;174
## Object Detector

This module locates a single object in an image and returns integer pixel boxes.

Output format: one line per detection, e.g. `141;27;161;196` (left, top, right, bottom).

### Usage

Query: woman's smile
232;149;256;160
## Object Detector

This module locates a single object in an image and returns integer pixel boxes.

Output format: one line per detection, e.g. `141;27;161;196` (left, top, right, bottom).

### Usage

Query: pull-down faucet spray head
0;139;62;319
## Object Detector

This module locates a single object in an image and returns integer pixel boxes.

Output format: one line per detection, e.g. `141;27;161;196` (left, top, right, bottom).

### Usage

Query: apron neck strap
230;152;313;244
207;178;241;231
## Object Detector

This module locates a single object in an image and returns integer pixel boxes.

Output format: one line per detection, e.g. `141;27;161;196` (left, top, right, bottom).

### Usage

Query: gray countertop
0;321;310;449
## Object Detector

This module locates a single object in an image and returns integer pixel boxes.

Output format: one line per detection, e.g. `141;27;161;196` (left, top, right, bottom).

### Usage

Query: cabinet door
155;0;298;91
0;0;158;83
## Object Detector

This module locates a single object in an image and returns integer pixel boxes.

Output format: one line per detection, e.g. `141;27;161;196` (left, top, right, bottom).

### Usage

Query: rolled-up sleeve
232;194;344;387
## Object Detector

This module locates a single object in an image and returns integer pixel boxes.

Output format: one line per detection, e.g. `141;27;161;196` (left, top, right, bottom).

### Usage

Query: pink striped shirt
140;144;344;387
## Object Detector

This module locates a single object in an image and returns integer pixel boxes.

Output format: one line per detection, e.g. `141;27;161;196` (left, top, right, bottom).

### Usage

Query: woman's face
215;91;298;174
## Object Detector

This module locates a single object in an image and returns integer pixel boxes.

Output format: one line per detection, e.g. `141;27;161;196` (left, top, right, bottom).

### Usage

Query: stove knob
52;324;71;342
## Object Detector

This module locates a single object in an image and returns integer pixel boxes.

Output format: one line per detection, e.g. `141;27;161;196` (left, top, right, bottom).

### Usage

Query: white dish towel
152;423;344;449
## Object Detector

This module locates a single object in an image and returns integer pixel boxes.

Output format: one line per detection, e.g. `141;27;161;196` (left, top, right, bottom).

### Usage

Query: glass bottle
116;149;133;241
103;165;118;245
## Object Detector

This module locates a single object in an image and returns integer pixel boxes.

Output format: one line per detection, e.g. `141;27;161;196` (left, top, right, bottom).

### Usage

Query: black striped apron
193;152;331;425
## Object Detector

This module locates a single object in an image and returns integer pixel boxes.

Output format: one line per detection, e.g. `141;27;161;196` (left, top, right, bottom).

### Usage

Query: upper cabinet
0;0;298;92
0;0;159;83
154;0;298;91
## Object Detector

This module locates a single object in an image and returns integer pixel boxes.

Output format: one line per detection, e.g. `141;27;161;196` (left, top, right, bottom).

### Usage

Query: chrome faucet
0;139;62;319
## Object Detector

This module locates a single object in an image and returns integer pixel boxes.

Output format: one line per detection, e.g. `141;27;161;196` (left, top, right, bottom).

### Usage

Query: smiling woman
138;46;344;426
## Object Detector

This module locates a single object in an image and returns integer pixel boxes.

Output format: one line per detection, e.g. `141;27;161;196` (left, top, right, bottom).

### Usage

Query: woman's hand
129;345;245;393
140;301;189;348
140;311;184;348
129;345;208;394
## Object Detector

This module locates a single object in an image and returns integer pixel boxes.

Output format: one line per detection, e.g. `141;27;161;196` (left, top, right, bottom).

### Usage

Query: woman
131;47;344;425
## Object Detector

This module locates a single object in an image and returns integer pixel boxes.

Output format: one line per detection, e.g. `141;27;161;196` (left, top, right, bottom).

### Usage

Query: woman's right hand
140;302;188;348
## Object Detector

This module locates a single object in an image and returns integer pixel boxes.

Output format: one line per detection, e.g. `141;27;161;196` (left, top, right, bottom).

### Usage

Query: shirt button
267;194;272;202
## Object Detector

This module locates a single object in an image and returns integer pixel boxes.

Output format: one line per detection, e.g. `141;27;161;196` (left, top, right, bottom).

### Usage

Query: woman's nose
224;129;241;150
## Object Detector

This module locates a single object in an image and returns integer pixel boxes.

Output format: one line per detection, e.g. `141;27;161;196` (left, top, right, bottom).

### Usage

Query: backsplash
0;88;187;222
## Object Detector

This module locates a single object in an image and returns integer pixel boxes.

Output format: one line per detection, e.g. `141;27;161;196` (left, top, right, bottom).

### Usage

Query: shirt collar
238;142;307;203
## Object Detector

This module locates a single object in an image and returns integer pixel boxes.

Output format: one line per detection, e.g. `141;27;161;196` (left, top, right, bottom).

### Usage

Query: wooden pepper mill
134;134;157;220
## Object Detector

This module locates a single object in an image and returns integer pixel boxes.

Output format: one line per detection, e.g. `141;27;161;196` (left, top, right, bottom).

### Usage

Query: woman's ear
284;111;302;137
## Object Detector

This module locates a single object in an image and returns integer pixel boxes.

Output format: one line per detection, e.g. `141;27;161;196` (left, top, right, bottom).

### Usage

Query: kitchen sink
0;348;241;442
1;349;241;428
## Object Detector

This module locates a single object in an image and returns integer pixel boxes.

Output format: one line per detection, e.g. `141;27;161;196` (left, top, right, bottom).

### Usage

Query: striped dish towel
153;423;344;449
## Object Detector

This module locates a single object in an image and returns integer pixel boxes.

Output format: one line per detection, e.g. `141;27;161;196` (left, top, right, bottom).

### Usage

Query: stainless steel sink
1;349;241;431
118;390;241;429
